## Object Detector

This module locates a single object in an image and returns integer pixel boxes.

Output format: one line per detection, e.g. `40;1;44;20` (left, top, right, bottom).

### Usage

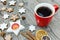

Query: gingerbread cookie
1;0;7;5
19;3;24;7
9;1;16;6
6;8;14;13
6;20;25;35
0;30;5;37
5;34;12;40
10;14;19;22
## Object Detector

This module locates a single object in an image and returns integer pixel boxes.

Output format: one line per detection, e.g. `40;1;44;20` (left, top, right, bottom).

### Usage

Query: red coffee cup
34;3;59;27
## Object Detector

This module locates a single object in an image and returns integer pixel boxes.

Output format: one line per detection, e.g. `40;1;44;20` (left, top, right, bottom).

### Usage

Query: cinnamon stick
26;31;37;40
20;32;33;40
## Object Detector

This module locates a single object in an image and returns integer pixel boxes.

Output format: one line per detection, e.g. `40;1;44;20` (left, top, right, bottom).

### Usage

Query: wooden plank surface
0;0;60;40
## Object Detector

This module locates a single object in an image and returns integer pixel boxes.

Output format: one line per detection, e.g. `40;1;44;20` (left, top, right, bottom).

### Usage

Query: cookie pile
0;0;50;40
0;0;37;40
0;0;27;40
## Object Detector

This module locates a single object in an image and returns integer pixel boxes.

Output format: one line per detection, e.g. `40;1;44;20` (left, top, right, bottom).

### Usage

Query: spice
26;31;37;40
20;32;33;40
22;16;26;20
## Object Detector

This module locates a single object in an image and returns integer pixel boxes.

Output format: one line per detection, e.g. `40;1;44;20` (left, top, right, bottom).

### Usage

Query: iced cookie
3;13;9;19
9;1;16;6
18;7;26;14
0;23;8;30
29;25;35;32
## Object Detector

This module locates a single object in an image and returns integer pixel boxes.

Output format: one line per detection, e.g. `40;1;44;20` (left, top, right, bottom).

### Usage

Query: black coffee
37;7;52;17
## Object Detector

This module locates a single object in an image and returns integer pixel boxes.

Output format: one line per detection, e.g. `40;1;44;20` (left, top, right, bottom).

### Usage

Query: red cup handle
53;4;59;12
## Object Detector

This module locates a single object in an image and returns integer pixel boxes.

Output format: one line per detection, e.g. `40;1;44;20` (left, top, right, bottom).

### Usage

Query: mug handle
53;4;59;12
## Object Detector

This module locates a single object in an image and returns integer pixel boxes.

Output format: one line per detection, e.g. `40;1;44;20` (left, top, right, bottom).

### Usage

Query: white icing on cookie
9;1;16;6
29;25;36;32
3;13;9;19
0;23;7;30
18;7;26;14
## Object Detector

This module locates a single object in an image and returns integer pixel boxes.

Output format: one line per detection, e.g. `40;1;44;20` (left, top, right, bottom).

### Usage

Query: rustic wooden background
0;0;60;40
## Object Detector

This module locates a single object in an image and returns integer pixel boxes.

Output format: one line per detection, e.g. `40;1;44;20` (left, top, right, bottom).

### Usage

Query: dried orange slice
12;23;19;30
36;30;48;40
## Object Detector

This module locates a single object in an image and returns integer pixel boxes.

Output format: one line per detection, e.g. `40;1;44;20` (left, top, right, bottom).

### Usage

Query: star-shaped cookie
18;7;26;14
5;34;12;40
6;20;25;35
29;25;36;32
0;23;7;30
9;1;16;6
3;13;9;19
10;14;19;22
6;8;14;13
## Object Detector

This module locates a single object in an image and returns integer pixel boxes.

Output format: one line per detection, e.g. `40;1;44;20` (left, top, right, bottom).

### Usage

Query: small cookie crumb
22;16;26;20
